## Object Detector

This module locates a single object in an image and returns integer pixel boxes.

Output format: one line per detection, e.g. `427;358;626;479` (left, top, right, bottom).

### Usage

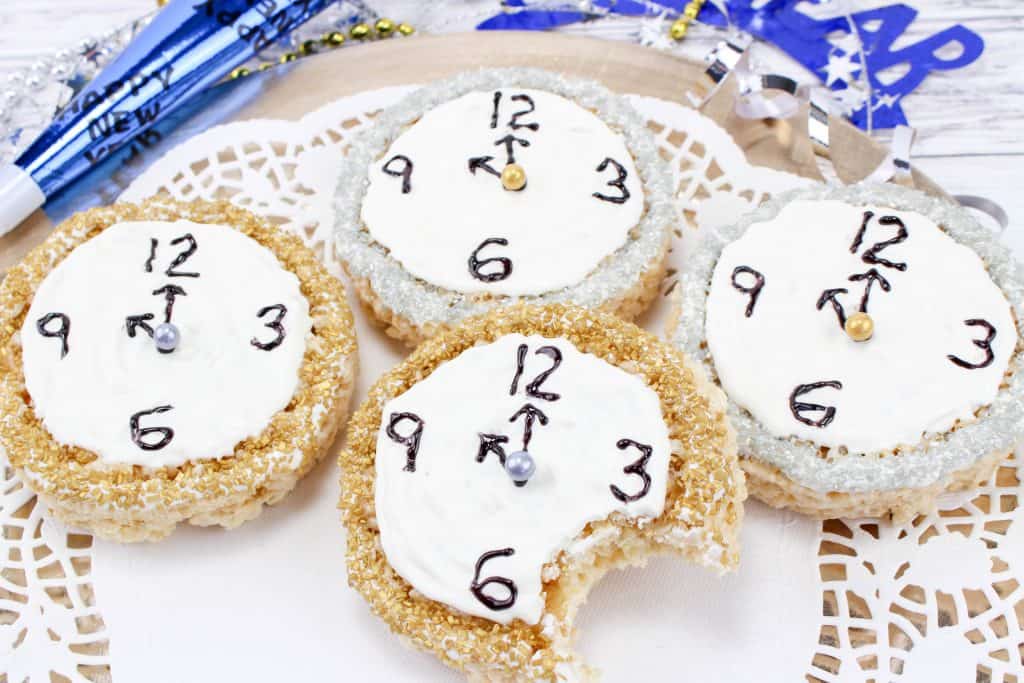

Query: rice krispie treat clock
0;198;358;542
334;68;674;346
672;183;1024;521
340;304;744;681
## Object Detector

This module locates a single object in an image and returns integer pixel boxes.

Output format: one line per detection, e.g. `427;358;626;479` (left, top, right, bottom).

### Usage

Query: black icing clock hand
509;403;548;450
125;313;156;338
476;433;509;465
494;134;530;165
125;285;186;342
153;284;187;323
468;155;501;178
848;268;891;313
816;288;849;329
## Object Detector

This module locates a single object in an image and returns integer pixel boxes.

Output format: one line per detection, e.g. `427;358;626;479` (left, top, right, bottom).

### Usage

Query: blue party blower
0;0;332;236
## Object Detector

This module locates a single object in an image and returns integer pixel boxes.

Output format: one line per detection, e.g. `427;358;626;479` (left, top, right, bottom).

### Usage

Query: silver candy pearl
153;323;180;354
505;450;536;487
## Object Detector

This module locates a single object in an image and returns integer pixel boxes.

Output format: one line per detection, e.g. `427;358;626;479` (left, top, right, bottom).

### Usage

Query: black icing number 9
36;312;71;359
386;412;425;473
130;405;175;451
382;154;413;194
469;237;512;282
470;547;518;611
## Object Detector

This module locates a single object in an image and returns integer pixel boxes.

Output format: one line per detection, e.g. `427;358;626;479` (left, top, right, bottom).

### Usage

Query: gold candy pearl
375;18;395;36
258;62;274;72
279;52;298;64
299;39;318;56
845;312;875;342
397;22;415;36
501;164;527;192
670;18;690;40
229;66;250;80
323;31;346;47
684;2;701;19
350;23;371;40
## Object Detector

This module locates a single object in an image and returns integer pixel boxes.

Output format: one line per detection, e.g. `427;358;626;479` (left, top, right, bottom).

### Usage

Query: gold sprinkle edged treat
339;303;745;681
845;311;874;342
0;198;359;542
501;162;527;192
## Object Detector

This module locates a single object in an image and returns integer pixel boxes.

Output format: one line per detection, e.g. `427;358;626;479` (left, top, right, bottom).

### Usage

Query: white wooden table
1;0;1021;226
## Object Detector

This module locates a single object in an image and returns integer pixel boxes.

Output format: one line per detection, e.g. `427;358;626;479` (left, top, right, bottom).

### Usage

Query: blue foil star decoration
477;0;985;130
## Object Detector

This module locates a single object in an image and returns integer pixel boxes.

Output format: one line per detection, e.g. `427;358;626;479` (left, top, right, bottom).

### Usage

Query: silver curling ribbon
0;0;333;236
687;33;752;108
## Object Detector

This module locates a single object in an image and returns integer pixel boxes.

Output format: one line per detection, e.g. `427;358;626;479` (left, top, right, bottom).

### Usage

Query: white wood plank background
0;0;1021;228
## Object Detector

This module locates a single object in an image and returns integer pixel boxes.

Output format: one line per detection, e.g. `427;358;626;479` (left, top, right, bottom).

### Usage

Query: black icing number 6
469;237;512;282
470;547;518;611
130;405;175;451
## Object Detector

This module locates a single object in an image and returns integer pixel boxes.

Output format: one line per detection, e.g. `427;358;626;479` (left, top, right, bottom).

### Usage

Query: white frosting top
374;334;671;625
22;220;311;469
360;88;645;296
706;200;1017;454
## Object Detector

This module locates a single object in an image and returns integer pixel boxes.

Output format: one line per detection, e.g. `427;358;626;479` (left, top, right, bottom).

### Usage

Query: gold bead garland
350;23;371;40
222;18;414;80
669;0;706;41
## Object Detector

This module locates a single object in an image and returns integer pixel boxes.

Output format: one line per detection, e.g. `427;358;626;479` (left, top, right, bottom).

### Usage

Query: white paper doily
4;85;1023;682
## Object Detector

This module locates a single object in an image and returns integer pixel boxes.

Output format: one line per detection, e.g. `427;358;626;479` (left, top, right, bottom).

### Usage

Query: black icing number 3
609;438;653;503
948;319;996;370
251;304;287;351
592;157;630;205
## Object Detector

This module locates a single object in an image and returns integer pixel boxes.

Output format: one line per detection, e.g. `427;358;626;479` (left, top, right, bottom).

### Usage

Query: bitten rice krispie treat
334;68;674;347
672;183;1024;521
340;304;744;681
0;198;358;542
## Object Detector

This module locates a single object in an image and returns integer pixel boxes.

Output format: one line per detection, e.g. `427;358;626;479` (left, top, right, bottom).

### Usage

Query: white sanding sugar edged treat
672;183;1024;520
334;68;674;346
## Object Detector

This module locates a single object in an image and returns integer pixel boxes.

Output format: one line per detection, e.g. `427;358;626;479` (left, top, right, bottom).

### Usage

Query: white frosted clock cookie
334;68;674;346
340;304;744;682
0;198;358;542
672;183;1024;521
